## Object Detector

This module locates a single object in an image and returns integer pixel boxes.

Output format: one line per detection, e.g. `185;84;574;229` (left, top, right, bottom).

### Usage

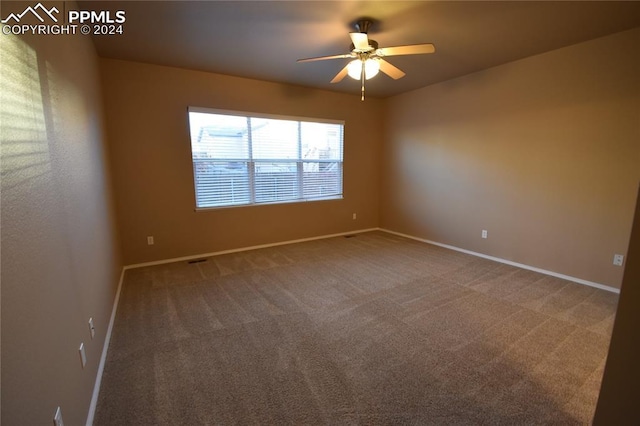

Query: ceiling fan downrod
355;18;374;34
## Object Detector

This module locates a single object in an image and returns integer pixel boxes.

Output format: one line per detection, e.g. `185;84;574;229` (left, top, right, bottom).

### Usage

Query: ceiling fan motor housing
350;39;378;53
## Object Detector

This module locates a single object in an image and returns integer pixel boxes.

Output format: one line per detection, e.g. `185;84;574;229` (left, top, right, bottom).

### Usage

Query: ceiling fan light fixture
347;59;380;80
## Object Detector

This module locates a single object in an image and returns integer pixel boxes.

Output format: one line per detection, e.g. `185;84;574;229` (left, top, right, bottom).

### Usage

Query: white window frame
187;107;345;210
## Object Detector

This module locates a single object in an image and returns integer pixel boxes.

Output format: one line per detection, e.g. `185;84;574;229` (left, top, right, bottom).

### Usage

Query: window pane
303;162;342;199
254;161;298;203
189;112;248;159
300;122;343;161
194;160;250;207
251;118;298;160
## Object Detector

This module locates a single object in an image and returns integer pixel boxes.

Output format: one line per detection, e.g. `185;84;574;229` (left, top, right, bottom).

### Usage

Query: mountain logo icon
1;3;59;24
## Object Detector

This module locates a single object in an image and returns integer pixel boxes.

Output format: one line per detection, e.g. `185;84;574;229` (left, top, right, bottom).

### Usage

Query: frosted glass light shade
347;59;380;80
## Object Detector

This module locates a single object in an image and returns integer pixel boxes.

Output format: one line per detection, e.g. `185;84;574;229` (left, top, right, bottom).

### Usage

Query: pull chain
361;60;366;101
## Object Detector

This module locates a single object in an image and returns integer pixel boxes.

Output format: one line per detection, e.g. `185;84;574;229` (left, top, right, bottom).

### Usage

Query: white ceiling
86;1;640;98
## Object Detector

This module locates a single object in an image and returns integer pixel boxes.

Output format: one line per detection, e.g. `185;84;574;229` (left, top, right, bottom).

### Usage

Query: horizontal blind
188;108;344;209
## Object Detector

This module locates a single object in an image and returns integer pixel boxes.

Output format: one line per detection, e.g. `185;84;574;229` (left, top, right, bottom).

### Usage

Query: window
187;107;344;209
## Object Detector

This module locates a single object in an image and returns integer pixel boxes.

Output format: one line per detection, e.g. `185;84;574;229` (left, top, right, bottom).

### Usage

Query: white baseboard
123;226;620;294
124;228;379;270
380;228;620;294
86;267;126;426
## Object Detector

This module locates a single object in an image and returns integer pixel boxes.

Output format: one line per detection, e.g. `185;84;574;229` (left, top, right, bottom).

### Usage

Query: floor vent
188;258;208;264
344;235;356;238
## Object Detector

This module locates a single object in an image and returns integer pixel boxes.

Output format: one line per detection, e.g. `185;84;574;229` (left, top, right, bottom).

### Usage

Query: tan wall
100;59;383;265
0;4;122;424
381;28;640;288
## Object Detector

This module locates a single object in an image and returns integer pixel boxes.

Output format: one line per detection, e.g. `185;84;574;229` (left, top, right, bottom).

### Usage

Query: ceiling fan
297;18;435;101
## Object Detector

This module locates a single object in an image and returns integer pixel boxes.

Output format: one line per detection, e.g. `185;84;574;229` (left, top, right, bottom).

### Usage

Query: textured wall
381;28;640;288
0;10;122;426
100;59;383;265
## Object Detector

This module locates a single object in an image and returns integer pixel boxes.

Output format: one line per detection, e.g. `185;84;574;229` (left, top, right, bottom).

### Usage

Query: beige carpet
94;231;618;425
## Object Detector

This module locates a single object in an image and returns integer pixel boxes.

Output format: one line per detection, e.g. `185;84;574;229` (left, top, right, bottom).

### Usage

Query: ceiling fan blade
349;32;370;51
330;64;350;83
377;43;435;57
378;59;406;80
297;53;354;63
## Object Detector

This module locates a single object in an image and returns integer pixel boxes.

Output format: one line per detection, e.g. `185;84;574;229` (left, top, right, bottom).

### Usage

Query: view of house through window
188;107;344;209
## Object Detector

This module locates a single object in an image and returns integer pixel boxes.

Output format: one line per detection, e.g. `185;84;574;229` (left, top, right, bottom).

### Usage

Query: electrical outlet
147;236;154;245
79;343;87;368
88;318;95;339
481;230;488;239
53;406;64;426
613;254;624;266
352;213;357;220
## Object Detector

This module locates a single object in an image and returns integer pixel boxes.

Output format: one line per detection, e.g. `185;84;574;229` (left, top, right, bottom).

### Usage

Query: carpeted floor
94;231;618;425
